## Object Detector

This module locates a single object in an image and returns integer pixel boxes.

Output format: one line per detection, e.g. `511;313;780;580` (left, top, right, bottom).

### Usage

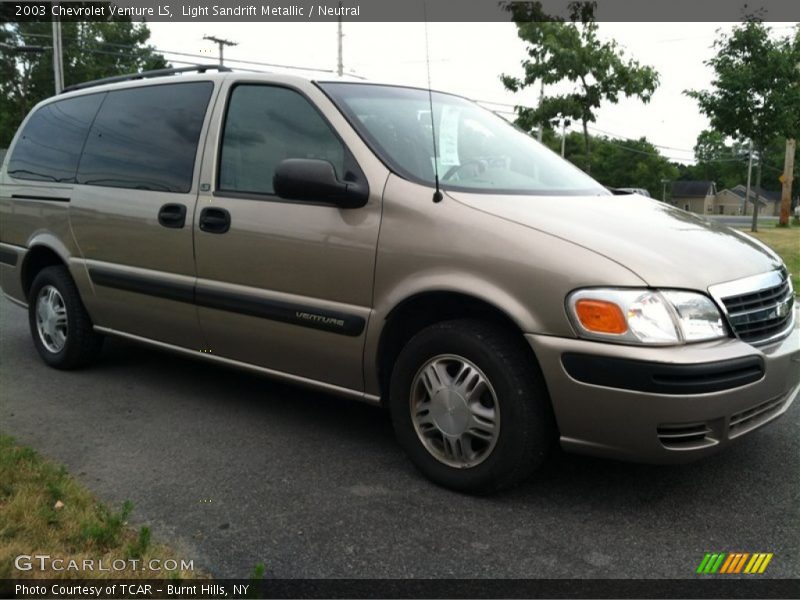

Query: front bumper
526;309;800;463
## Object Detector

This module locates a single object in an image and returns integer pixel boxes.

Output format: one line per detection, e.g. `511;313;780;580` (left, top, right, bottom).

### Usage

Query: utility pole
744;139;753;217
51;4;64;94
779;139;795;226
203;35;237;66
336;1;343;77
560;117;566;157
750;144;763;233
537;80;544;142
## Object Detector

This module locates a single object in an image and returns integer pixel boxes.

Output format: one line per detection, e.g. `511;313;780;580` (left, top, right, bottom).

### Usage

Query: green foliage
39;504;61;526
685;21;799;228
686;21;800;149
591;137;678;198
542;128;677;196
676;129;786;193
0;20;168;146
246;563;266;599
80;500;133;549
126;525;152;559
250;562;265;580
11;445;38;463
501;2;659;171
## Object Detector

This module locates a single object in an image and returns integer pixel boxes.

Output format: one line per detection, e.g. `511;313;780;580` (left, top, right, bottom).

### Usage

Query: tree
0;21;167;147
541;128;677;196
590;137;678;197
688;129;749;191
694;130;733;166
686;21;800;231
673;129;787;200
500;2;659;173
775;26;800;225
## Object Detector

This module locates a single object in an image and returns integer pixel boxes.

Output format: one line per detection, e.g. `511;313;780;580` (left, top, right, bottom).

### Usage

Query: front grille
729;396;785;437
657;423;717;449
717;272;794;345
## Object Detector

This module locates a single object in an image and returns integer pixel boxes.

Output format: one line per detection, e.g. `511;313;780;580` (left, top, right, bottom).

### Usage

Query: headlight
567;288;727;345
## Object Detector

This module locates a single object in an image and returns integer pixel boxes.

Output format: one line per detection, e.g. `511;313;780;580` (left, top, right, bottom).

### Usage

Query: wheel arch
373;290;544;403
20;240;71;299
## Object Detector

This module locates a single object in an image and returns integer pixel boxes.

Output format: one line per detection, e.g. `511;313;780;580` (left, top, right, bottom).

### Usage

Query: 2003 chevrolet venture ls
1;66;797;492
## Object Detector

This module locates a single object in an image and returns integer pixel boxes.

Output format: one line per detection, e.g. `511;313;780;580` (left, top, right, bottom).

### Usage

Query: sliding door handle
158;203;187;228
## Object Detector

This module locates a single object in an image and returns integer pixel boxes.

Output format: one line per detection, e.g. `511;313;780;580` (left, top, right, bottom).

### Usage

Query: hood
447;191;783;291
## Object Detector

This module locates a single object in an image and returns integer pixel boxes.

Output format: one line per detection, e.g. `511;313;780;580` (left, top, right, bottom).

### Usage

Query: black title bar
3;578;800;599
1;0;799;23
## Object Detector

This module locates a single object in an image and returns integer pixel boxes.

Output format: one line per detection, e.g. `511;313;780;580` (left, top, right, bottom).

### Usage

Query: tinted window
7;94;104;183
219;85;345;195
77;82;213;193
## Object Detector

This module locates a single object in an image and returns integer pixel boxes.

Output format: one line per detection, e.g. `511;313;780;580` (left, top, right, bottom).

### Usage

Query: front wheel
389;319;555;494
28;266;103;369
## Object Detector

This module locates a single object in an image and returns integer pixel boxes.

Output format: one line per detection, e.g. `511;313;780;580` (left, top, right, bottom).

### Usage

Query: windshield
319;82;608;196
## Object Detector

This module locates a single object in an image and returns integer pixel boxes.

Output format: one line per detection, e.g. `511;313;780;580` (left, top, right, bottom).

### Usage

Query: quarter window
219;85;346;196
7;94;104;183
77;82;213;193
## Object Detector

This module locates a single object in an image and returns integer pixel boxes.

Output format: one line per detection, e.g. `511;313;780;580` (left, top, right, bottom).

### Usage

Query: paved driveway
1;296;798;579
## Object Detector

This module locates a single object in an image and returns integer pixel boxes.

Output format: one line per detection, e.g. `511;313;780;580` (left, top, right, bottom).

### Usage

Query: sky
146;21;796;165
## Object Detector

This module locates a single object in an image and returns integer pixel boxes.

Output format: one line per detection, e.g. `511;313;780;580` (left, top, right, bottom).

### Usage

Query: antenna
423;7;443;203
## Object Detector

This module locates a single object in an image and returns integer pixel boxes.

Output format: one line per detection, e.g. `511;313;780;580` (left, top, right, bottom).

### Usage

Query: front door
193;82;383;392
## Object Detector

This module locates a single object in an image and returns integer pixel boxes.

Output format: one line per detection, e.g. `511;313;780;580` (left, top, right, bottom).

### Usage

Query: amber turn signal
574;299;629;334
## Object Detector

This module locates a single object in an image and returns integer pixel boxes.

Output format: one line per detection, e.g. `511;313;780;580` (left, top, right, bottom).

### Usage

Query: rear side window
77;82;213;193
219;85;346;195
7;94;104;183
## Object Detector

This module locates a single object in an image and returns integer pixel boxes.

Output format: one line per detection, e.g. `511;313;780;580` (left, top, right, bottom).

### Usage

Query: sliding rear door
69;81;215;348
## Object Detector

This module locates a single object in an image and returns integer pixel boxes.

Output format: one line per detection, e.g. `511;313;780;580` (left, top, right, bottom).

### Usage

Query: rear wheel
28;266;103;369
389;319;555;494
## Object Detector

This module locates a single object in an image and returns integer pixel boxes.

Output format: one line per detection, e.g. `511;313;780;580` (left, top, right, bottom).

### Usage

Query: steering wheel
442;160;488;182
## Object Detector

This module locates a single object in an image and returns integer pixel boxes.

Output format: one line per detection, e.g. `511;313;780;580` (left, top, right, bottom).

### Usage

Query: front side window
7;94;104;183
320;82;608;196
77;82;213;193
219;85;346;196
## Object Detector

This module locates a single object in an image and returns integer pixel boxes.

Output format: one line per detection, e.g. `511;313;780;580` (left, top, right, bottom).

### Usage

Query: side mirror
273;159;368;209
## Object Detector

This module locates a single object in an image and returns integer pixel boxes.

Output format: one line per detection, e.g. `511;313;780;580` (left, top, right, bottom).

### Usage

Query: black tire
389;319;555;494
28;265;103;369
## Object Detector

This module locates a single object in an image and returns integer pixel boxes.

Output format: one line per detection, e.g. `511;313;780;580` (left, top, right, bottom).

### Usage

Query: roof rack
62;64;232;94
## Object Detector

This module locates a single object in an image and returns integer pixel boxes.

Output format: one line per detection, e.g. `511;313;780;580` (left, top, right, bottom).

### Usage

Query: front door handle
199;207;231;234
158;203;187;228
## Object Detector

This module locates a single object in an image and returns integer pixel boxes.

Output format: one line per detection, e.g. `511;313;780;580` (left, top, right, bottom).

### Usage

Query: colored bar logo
696;553;773;574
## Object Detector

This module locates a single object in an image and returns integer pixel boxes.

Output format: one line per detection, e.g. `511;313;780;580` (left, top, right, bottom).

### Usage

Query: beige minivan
1;67;797;493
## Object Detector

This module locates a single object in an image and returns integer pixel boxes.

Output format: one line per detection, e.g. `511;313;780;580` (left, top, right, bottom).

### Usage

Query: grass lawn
738;224;800;290
0;435;198;580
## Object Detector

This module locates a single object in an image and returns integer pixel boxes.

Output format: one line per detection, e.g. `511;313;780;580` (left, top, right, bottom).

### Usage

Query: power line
484;107;759;164
585;124;695;153
543;119;753;164
161;46;336;73
12;31;785;167
474;98;701;154
18;31;336;73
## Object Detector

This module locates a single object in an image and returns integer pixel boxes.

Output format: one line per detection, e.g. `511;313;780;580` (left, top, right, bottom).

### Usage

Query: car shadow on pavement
93;335;790;509
95;335;395;439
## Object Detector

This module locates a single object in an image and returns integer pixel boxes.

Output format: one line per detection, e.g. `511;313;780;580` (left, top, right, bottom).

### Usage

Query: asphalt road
1;295;798;579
